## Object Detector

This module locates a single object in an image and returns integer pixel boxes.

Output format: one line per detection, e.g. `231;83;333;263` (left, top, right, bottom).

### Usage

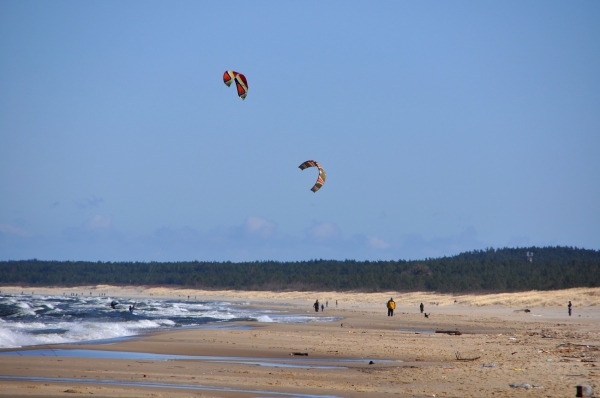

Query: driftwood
436;330;462;335
455;351;481;361
557;343;599;350
291;352;308;356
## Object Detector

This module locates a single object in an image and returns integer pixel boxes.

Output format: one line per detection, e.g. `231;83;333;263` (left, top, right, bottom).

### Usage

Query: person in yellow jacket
387;298;396;317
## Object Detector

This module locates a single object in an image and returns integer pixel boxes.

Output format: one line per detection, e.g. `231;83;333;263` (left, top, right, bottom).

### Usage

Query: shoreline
0;286;598;397
2;285;599;307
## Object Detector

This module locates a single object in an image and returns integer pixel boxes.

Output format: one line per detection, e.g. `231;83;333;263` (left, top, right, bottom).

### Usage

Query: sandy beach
0;286;599;397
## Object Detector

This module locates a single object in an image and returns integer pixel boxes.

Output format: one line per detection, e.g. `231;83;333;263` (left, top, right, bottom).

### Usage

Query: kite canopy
223;70;248;100
299;160;326;192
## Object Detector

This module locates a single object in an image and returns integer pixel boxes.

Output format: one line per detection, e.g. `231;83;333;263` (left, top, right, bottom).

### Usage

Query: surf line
0;376;343;398
0;349;360;369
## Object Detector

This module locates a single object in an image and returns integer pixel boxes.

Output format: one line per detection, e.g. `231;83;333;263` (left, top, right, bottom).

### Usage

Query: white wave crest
255;315;274;323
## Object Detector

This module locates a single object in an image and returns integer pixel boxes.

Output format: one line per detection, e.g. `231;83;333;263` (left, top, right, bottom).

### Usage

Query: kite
299;160;326;192
223;70;248;100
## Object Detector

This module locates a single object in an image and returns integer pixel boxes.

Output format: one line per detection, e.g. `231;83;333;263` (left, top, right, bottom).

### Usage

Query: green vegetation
1;247;598;292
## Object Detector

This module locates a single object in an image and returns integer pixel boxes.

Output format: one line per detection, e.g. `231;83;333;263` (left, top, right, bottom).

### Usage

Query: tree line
0;246;598;292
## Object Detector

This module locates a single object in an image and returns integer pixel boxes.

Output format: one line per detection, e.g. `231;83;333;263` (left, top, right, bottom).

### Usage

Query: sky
1;1;599;262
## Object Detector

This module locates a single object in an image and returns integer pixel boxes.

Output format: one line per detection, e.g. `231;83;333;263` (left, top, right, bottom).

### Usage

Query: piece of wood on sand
455;351;480;361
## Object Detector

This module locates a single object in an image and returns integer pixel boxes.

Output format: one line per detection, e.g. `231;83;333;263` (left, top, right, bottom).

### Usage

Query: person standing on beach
420;303;424;314
314;300;319;312
387;298;395;316
321;304;324;312
568;301;572;316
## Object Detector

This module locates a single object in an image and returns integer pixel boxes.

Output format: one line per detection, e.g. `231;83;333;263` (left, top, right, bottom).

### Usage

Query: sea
0;293;339;349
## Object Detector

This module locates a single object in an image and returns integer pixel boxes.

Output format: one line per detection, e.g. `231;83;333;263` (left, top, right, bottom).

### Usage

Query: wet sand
0;286;599;397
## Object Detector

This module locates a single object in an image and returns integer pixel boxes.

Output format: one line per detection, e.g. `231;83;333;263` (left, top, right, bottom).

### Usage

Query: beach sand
0;286;599;397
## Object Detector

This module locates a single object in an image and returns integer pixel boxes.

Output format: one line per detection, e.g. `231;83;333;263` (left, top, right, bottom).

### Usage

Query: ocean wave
0;328;67;348
0;294;339;348
254;315;274;322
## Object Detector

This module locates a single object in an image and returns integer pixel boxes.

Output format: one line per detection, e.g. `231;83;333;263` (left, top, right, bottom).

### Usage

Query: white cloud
244;217;276;239
84;215;113;230
367;235;390;249
307;222;340;242
76;195;104;209
0;224;30;237
1;218;491;262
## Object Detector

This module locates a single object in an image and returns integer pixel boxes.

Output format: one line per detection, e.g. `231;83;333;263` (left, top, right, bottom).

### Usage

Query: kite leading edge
299;160;326;192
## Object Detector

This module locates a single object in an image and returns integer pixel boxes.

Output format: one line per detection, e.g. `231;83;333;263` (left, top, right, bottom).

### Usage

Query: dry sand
1;286;599;397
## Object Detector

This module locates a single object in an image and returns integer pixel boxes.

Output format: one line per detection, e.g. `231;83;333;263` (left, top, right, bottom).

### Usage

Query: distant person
321;304;324;312
420;303;424;314
326;301;328;307
314;300;319;313
568;301;572;316
387;298;396;317
336;300;338;307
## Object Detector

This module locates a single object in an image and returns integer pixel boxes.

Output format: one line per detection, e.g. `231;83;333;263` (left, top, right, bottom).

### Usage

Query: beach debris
509;383;531;389
482;363;496;368
576;385;593;397
436;330;462;335
508;337;516;340
512;368;526;371
443;365;456;369
557;343;598;350
455;352;480;361
291;352;308;356
511;352;517;355
554;342;600;361
415;358;425;362
541;328;557;338
64;389;83;393
514;308;531;313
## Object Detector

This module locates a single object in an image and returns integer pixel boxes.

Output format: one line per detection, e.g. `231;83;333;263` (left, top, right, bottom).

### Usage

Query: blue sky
1;1;599;262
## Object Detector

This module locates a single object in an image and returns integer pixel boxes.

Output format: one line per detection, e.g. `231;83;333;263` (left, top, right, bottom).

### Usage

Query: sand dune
4;285;597;307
